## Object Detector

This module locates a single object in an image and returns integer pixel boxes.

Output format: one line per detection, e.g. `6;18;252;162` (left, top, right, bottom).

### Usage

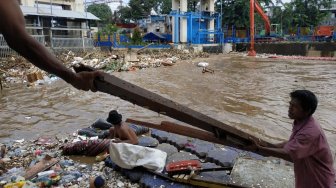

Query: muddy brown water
1;54;335;162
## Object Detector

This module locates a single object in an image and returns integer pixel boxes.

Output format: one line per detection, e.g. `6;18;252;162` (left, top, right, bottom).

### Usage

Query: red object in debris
116;23;137;29
315;26;334;37
34;150;42;156
165;160;202;175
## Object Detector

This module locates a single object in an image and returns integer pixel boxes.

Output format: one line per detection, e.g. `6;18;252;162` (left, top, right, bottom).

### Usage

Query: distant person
107;110;138;145
0;0;99;91
251;90;335;188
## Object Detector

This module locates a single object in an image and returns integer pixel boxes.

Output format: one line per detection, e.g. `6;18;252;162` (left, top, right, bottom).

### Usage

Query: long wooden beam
126;118;223;145
73;65;284;155
126;119;290;161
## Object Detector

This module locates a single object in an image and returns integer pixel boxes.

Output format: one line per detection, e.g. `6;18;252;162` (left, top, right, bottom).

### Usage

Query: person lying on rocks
107;110;138;145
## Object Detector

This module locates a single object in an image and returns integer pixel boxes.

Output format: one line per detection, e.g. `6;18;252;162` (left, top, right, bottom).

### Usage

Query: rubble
0;49;210;87
0;135;140;188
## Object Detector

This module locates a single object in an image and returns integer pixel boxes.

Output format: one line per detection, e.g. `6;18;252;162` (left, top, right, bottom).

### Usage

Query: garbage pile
0;136;140;188
0;49;210;88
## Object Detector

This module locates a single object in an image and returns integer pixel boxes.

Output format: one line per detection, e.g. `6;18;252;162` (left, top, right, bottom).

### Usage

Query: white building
19;0;99;49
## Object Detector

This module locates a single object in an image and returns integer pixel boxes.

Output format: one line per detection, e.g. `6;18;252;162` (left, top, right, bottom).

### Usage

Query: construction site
0;0;335;188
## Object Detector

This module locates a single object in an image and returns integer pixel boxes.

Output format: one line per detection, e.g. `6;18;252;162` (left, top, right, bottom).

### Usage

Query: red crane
248;0;271;56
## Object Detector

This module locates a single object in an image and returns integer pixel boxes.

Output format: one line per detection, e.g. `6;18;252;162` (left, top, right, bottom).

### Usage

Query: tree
87;4;113;25
156;0;172;14
125;0;170;21
267;0;332;35
117;6;133;23
188;0;198;12
101;24;118;35
131;27;143;44
127;0;154;20
289;0;332;27
215;0;277;28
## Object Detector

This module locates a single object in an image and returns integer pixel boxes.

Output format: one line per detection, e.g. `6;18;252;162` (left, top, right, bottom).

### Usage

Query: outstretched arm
0;0;99;91
257;145;292;161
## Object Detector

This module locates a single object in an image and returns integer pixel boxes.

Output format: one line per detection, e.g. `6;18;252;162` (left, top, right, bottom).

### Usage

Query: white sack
109;141;167;172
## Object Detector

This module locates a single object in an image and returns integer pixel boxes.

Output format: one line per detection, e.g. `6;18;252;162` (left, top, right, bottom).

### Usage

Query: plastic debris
197;62;209;67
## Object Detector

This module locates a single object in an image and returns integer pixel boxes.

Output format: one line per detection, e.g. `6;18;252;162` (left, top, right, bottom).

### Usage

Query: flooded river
1;54;335;160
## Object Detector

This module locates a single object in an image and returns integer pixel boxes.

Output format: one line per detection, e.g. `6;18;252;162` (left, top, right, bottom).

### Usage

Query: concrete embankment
235;42;336;57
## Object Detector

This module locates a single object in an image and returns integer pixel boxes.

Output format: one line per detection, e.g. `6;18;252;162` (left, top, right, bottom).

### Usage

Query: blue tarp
143;32;171;42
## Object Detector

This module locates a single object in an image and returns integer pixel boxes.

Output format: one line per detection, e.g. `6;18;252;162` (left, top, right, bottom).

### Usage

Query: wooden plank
126;119;289;160
73;64;252;147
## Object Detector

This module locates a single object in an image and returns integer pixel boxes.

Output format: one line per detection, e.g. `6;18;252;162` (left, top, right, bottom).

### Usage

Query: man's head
106;110;122;126
288;90;318;120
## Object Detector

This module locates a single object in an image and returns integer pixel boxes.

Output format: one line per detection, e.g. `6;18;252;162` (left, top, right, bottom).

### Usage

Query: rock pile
0;135;140;188
0;49;210;88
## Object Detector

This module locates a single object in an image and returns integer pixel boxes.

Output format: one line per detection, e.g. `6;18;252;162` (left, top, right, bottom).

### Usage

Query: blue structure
170;10;223;44
95;33;171;49
142;32;172;43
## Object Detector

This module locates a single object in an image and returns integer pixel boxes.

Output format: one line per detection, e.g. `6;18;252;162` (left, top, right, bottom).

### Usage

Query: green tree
267;0;332;35
87;4;113;25
289;0;332;27
102;24;118;35
131;27;143;44
188;0;198;12
117;6;133;23
126;0;166;21
215;0;275;27
156;0;172;14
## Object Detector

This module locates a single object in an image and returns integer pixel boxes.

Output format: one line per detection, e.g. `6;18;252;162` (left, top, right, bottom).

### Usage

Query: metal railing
51;38;95;50
0;34;45;58
0;34;94;58
0;34;16;57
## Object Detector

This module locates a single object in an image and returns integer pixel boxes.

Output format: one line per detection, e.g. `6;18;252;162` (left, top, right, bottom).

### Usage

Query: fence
0;34;16;57
0;34;94;58
51;38;94;50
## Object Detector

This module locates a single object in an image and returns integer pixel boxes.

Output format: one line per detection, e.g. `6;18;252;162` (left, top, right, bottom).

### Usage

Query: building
321;1;336;25
170;0;223;45
5;0;99;52
138;15;170;34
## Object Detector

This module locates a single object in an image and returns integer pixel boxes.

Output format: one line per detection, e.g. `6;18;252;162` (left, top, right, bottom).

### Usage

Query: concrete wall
236;42;336;57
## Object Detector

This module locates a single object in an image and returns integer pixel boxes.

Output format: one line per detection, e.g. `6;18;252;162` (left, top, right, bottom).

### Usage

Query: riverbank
0;49;209;88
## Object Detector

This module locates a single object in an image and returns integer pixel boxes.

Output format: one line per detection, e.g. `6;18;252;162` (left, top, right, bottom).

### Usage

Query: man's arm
0;0;99;91
246;138;292;161
257;145;292;162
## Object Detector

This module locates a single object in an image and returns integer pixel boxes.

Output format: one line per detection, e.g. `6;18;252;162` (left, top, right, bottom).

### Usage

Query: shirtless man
0;0;99;91
107;110;138;145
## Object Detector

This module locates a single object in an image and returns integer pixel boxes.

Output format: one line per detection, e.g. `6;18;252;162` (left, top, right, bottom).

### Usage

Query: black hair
290;90;318;116
106;110;122;125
